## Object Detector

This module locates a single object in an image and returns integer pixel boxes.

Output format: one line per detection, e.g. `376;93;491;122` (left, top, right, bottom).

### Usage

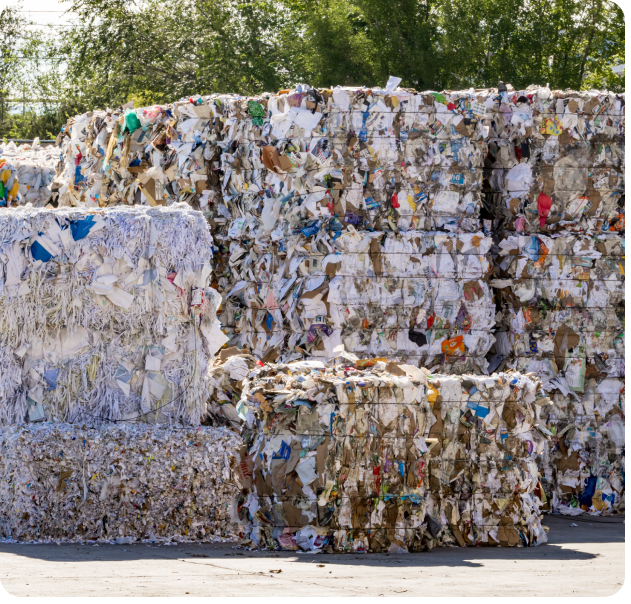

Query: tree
2;0;625;140
61;0;297;110
0;2;76;140
285;0;624;93
0;2;29;136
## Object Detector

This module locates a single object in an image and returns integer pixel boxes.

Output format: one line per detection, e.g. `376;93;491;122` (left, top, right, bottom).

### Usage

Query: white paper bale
0;204;227;425
0;141;61;207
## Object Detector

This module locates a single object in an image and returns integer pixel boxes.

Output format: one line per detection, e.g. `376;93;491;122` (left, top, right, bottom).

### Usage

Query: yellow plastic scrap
427;385;439;406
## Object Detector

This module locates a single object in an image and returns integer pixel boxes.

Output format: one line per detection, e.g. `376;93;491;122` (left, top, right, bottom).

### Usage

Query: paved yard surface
0;515;624;597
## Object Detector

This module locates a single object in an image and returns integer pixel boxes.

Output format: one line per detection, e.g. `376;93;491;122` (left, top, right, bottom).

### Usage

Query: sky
7;0;71;118
16;0;71;29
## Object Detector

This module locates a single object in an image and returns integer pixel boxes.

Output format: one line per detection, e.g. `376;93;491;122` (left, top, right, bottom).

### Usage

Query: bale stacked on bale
0;204;227;426
484;87;625;515
41;81;628;521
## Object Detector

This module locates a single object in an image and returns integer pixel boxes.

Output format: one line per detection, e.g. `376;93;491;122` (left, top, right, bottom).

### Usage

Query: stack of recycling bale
184;87;496;368
0;423;241;543
55;83;624;520
485;87;625;515
58;88;497;371
0;204;226;426
0;140;61;208
0;203;244;543
229;359;548;552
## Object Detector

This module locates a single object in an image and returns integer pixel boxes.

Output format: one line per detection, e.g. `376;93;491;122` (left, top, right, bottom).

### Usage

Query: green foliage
0;0;625;140
287;0;625;92
1;2;77;140
61;0;295;108
1;2;29;135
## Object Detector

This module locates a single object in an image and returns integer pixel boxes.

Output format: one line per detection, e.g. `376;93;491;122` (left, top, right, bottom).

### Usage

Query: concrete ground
0;515;624;597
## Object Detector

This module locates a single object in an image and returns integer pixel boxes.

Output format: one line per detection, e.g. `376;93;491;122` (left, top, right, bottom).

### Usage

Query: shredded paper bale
227;361;548;552
0;204;227;425
0;423;241;543
0;140;61;208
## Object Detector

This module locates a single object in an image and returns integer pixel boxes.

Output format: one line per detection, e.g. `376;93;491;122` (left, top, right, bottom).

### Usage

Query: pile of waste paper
0;139;61;208
1;81;620;544
58;84;498;366
484;88;624;234
228;359;549;551
216;229;496;370
56;85;623;370
0;423;241;543
0;204;228;426
540;377;625;516
483;87;625;515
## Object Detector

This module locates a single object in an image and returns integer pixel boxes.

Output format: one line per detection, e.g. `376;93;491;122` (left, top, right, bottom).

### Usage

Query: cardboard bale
226;361;547;552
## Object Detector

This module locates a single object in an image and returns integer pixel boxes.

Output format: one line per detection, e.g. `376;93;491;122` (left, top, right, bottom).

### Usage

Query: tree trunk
577;2;600;89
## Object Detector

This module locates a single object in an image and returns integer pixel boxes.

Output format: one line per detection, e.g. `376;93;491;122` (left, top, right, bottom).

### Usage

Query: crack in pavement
142;552;370;596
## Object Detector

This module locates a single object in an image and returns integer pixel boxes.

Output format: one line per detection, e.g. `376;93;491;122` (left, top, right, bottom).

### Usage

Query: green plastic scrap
123;108;141;134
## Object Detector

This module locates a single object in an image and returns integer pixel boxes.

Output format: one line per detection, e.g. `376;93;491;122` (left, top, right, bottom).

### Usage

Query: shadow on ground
0;514;623;569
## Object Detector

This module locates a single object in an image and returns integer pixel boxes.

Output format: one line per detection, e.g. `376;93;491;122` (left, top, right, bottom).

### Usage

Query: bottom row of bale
231;361;549;551
1;361;555;551
0;424;241;543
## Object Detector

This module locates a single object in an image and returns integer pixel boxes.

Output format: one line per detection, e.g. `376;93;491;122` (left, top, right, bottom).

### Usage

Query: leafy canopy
0;0;624;139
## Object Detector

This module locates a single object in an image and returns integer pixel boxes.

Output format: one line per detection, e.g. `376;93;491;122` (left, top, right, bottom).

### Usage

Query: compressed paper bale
222;361;548;552
0;140;61;208
483;88;624;234
56;84;623;368
57;86;495;367
481;87;624;516
535;377;625;516
488;230;624;516
57;104;176;208
0;204;226;426
0;423;241;543
490;232;624;379
202;87;490;364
